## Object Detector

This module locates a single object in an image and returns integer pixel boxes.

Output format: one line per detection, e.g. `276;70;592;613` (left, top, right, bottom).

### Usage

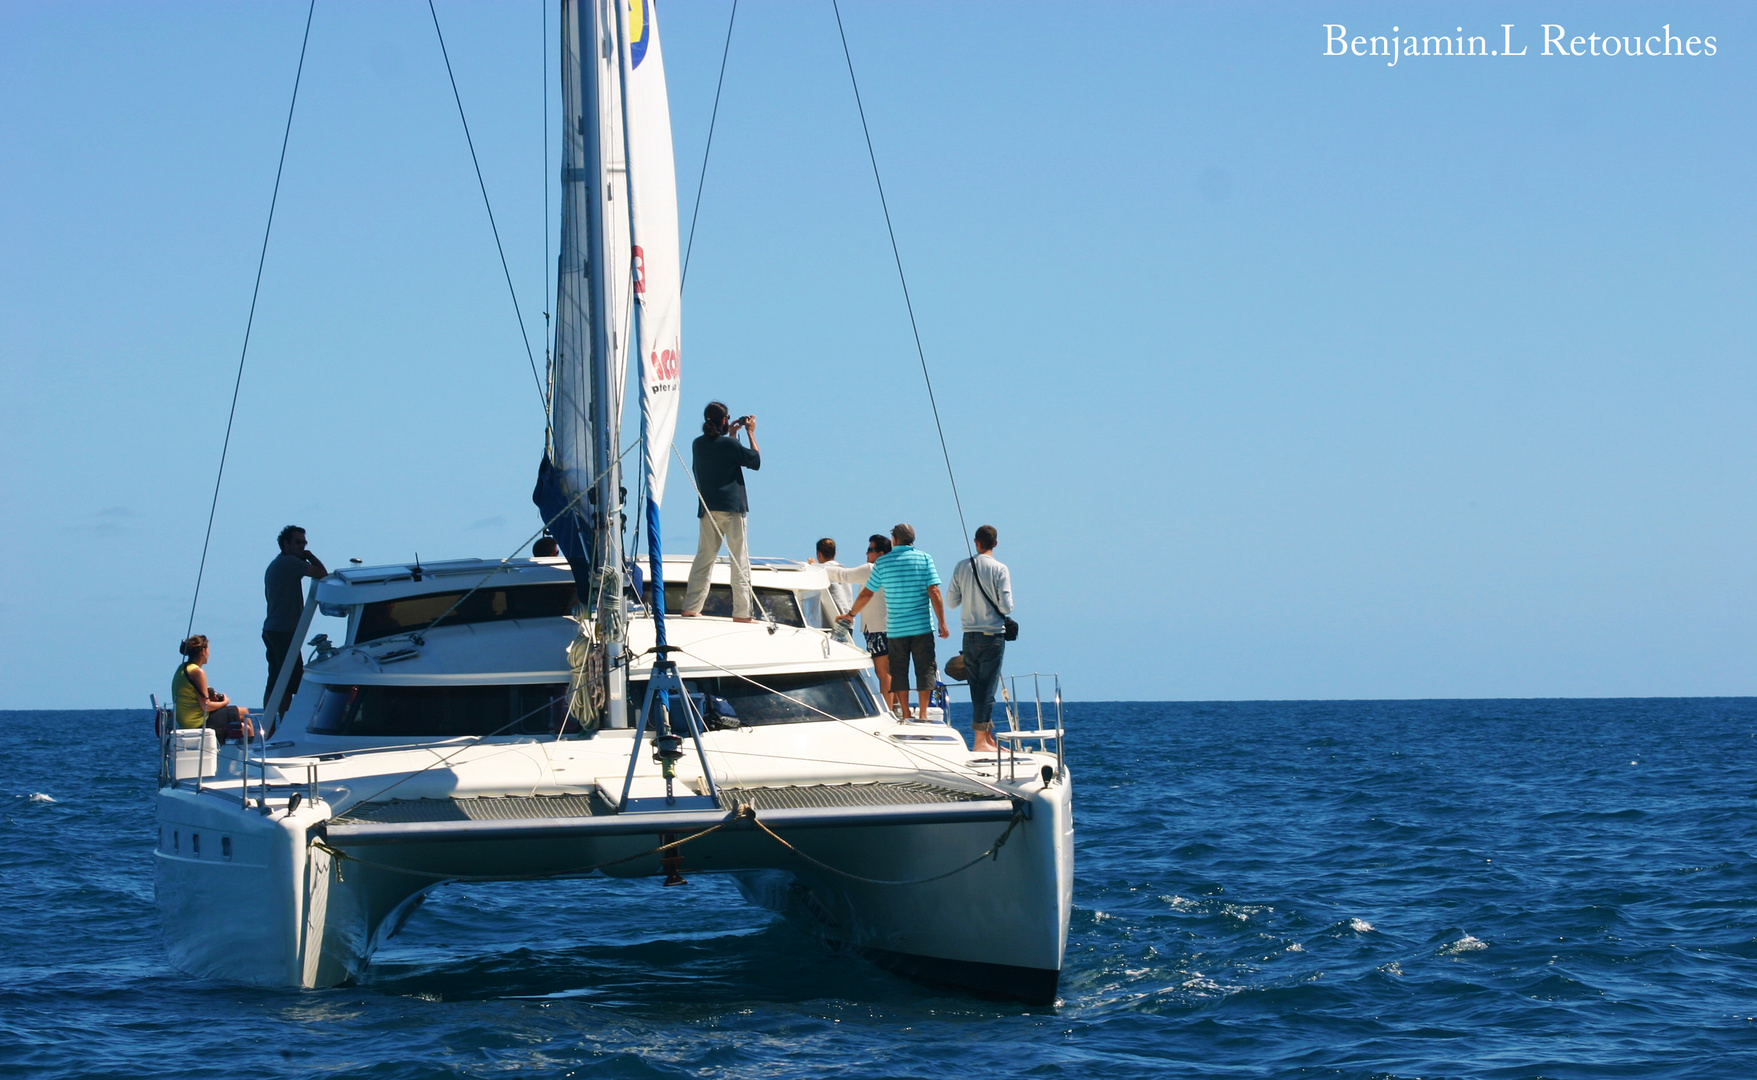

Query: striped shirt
863;545;940;636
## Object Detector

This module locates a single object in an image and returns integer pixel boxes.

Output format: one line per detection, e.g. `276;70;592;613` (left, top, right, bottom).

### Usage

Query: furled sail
536;0;683;728
538;0;636;606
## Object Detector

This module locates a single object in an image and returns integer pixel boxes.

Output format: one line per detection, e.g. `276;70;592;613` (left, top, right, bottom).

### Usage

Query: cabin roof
317;555;822;605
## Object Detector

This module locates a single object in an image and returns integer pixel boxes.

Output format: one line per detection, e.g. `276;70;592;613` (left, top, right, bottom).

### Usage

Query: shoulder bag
968;557;1018;641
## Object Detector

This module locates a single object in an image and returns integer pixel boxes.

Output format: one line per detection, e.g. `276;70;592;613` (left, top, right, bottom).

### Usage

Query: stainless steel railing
995;672;1064;782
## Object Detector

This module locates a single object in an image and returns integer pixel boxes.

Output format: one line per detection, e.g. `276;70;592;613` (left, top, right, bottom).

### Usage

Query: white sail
621;0;682;506
593;0;634;478
548;0;636;594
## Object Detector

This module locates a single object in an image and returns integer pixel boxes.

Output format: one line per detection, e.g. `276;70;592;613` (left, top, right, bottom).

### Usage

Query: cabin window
627;670;878;728
356;583;578;643
308;683;570;737
657;583;804;627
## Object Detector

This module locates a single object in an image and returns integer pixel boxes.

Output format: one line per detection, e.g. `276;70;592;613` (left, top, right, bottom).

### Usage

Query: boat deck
321;781;1022;846
331;780;999;827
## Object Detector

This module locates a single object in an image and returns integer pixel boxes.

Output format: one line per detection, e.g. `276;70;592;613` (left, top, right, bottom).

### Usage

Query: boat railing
157;717;318;810
994;673;1064;782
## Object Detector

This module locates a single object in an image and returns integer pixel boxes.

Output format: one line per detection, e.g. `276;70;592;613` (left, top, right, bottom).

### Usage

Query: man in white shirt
947;525;1013;753
806;537;854;624
816;534;893;707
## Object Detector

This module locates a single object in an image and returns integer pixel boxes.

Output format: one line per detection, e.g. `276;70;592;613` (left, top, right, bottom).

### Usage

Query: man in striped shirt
837;523;948;719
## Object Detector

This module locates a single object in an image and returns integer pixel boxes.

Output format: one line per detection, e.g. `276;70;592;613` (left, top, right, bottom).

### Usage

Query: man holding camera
263;525;326;712
683;401;761;621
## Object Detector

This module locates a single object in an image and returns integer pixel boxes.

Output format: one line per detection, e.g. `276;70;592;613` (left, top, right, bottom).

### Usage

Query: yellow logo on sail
629;0;649;68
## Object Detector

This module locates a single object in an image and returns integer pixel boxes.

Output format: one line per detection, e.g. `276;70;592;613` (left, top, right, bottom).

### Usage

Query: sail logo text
1324;24;1717;66
650;347;678;384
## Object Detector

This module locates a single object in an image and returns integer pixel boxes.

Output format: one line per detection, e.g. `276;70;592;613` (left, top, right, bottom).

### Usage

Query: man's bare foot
733;617;756;623
680;611;700;618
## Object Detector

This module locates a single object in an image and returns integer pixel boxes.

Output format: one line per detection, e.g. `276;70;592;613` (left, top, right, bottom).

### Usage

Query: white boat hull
156;767;1072;1002
156;561;1071;1001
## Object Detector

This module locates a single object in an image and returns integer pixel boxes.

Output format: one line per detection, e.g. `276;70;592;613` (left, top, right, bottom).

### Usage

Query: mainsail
536;0;682;722
537;0;662;599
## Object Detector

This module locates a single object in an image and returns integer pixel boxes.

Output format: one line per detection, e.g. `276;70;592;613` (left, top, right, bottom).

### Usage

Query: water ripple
4;701;1757;1078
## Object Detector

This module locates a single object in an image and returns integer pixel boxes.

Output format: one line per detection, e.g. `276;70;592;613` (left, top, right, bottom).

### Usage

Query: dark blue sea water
3;700;1755;1079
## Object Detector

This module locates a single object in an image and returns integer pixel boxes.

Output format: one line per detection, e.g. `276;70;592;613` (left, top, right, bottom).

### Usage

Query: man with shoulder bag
947;524;1014;753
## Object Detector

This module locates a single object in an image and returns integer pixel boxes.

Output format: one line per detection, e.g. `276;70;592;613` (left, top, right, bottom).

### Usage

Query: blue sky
2;1;1752;707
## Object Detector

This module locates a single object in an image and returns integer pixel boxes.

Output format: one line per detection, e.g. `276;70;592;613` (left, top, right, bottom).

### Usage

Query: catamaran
154;0;1071;1003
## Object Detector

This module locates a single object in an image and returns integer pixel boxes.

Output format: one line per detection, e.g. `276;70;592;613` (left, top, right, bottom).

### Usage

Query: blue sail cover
533;454;594;605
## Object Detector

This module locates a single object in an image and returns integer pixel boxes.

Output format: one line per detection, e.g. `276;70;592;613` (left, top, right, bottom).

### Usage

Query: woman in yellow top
172;635;253;742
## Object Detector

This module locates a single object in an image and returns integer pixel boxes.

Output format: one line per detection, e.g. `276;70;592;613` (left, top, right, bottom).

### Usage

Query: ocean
2;699;1753;1079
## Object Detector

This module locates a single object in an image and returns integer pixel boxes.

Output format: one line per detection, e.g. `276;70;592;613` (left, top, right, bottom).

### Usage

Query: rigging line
665;645;1014;799
185;0;316;640
315;816;736;883
427;0;546;413
750;811;1023;886
338;698;571;809
680;0;739;290
829;0;974;564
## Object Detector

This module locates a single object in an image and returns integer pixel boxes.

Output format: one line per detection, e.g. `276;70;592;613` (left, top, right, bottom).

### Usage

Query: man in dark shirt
682;401;761;620
263;525;327;712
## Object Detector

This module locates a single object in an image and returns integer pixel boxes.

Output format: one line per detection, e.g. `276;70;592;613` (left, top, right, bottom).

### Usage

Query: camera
733;415;750;428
